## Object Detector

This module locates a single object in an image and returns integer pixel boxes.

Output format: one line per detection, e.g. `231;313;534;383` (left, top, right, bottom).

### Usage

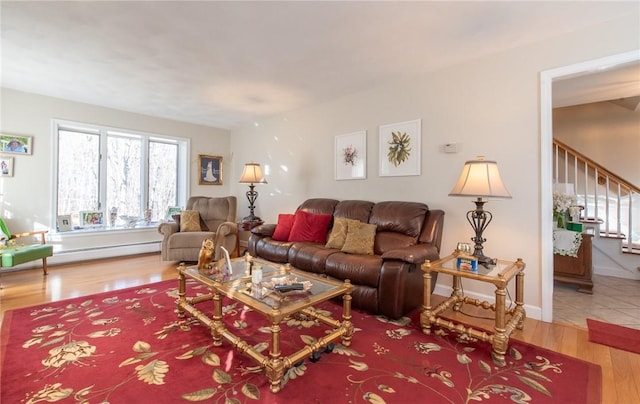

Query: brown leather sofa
247;198;444;319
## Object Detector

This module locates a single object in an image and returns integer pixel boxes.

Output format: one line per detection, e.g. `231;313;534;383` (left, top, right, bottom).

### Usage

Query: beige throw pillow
180;210;202;232
341;220;376;255
325;217;355;249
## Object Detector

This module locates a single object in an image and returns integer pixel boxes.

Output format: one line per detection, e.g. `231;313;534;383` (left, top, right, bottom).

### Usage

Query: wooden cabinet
554;233;593;293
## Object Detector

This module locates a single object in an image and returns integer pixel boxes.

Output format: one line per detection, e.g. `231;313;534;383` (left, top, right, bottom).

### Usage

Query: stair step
621;246;640;255
599;232;626;240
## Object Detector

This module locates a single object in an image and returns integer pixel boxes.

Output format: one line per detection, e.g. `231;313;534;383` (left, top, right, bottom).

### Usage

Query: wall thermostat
443;143;458;153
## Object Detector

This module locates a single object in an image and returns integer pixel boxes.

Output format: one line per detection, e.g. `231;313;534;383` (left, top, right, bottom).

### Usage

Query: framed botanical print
379;119;421;177
199;155;223;185
335;131;366;180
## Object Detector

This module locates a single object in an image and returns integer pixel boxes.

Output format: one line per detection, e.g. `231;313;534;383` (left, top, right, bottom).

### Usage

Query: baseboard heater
6;242;161;271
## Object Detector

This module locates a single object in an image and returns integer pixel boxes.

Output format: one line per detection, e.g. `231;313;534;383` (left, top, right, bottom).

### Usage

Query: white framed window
53;120;189;231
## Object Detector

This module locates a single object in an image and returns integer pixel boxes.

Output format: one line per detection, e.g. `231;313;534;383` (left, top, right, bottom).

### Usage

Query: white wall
1;11;637;317
231;12;640;320
554;101;640;185
0;88;231;263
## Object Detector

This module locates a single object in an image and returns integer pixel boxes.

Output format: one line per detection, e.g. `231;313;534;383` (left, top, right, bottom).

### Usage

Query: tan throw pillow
180;210;202;232
326;217;356;249
341;220;376;255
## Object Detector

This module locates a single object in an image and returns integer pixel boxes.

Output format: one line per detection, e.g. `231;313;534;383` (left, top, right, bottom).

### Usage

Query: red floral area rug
1;280;601;403
587;318;640;355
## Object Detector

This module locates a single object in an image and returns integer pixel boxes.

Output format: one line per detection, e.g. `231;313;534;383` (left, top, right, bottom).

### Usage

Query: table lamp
449;156;511;266
239;162;267;222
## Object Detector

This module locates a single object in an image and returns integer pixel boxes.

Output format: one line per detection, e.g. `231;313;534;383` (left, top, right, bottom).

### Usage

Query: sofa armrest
381;244;440;264
158;222;179;237
251;224;276;237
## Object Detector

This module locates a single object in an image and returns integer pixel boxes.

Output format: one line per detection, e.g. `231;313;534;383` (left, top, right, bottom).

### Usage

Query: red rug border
587;317;640;355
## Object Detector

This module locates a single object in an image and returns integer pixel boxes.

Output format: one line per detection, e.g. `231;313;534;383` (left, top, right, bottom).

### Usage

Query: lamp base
473;252;496;268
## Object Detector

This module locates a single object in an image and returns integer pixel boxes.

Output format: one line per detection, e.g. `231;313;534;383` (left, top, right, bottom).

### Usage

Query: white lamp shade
239;163;267;184
449;156;511;198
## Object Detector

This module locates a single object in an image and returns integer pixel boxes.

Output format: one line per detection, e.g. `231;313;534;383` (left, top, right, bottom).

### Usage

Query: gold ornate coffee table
420;252;526;366
176;258;354;393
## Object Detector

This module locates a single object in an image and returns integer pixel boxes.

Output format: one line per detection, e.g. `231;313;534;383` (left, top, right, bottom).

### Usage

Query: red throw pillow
288;210;333;243
272;213;295;241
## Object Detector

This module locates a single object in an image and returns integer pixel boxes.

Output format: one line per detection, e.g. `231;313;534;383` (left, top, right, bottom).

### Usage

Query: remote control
274;283;304;292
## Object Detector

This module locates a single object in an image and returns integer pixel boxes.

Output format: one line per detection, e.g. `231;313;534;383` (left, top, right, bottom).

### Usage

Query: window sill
56;222;159;236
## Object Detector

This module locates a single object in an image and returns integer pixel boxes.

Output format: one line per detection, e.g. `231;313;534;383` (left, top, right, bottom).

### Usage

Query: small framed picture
166;206;182;220
198;155;223;185
0;157;14;176
57;215;73;232
1;134;32;155
81;211;104;226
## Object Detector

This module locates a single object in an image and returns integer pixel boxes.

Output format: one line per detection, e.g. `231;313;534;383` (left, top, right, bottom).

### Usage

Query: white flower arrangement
553;191;576;214
553;191;581;228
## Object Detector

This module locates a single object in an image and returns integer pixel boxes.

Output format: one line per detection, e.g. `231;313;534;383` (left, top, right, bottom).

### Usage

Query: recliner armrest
216;221;238;237
251;224;276;237
381;244;440;264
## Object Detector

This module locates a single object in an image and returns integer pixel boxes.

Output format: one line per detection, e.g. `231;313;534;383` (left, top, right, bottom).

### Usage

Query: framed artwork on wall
379;119;421;177
0;134;32;155
0;157;14;176
335;130;367;180
199;155;223;185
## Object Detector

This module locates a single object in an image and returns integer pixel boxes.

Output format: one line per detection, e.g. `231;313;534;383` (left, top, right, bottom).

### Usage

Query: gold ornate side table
420;252;526;366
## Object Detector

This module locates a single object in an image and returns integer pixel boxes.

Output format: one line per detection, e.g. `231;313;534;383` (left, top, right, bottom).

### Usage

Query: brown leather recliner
248;198;444;319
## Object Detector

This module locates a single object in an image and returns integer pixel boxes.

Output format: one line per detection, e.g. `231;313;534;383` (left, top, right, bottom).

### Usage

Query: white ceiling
552;61;640;109
2;1;639;129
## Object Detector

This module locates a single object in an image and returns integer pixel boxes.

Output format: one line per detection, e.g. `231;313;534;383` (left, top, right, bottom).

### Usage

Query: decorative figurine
110;207;118;227
144;207;152;225
197;239;215;272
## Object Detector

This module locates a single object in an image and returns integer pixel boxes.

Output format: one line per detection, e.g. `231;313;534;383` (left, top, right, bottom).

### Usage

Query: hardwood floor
1;253;639;403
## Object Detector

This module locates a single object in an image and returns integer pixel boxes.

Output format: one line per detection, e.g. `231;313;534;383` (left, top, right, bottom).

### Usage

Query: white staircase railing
553;139;639;253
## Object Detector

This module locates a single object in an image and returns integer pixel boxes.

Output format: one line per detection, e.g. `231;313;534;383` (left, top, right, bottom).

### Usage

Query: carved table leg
266;320;284;393
177;266;186;318
420;268;433;335
452;275;463;311
341;280;353;346
492;285;507;366
515;271;526;329
211;291;223;346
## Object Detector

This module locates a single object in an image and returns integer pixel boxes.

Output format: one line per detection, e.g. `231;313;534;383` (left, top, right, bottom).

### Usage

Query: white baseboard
2;242;161;272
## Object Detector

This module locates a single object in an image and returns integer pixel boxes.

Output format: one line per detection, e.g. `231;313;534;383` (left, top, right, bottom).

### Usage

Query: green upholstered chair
0;219;53;275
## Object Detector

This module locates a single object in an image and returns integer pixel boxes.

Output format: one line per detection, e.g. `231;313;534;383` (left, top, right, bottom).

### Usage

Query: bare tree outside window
107;134;141;217
55;121;185;229
57;130;100;223
149;141;178;221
